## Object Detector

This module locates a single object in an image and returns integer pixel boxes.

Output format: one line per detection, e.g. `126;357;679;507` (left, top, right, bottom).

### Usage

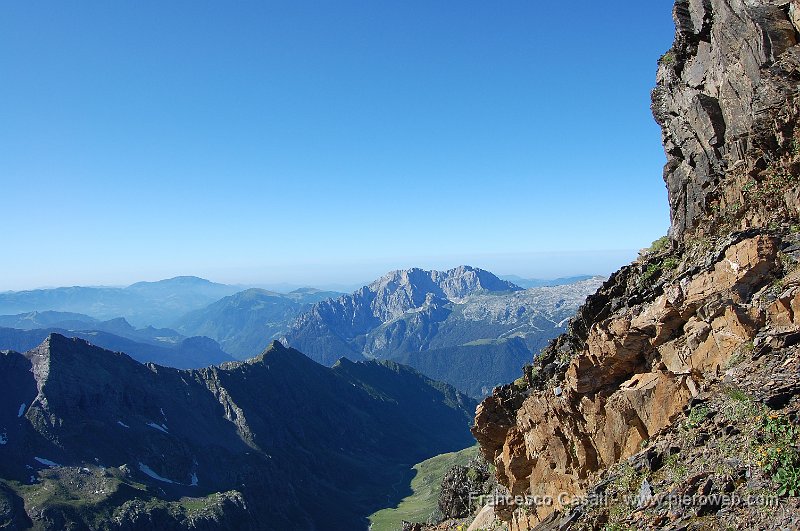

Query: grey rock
653;0;800;241
282;267;604;394
637;478;654;508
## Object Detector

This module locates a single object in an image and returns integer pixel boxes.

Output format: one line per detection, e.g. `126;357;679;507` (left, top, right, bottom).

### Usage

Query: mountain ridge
0;334;476;530
174;287;343;360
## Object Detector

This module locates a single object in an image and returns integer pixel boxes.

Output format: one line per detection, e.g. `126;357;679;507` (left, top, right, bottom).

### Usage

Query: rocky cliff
653;0;800;239
471;1;800;529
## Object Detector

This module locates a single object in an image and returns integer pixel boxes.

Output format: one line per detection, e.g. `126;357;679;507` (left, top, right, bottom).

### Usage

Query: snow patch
117;421;130;428
17;403;26;417
138;462;175;484
147;422;168;434
34;457;61;467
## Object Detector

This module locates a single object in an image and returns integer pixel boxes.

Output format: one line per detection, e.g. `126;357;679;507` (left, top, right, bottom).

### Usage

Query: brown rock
473;233;785;528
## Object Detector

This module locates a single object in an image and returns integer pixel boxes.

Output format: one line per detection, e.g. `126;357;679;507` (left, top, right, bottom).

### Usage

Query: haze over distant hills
174;288;343;360
0;311;235;368
0;270;603;384
0;277;241;328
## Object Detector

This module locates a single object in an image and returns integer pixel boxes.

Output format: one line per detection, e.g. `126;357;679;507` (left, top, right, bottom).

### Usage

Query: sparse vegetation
662;257;679;271
523;363;539;386
640;254;680;287
724;385;750;404
645;236;671;256
603;524;635;531
557;347;572;366
742;167;800;203
726;342;753;369
686;405;710;429
753;413;800;497
663;450;689;482
641;263;662;286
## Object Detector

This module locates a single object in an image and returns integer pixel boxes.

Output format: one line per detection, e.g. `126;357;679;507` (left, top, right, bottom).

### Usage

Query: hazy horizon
2;1;674;293
1;247;634;293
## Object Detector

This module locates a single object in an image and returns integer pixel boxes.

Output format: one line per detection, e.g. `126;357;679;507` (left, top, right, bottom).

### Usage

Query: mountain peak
279;264;591;368
42;332;85;351
127;276;219;289
37;333;131;363
246;340;310;367
371;265;520;300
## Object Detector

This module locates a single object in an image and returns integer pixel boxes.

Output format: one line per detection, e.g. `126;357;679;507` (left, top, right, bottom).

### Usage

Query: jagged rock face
471;2;800;529
653;0;800;240
473;232;799;529
283;267;523;365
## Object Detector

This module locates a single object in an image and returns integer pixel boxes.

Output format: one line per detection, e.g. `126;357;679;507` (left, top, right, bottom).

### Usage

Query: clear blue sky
1;1;676;291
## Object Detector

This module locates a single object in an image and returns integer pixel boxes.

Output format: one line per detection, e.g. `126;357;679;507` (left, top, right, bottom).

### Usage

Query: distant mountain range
0;334;476;529
0;277;241;328
282;266;604;396
498;274;595;289
174;288;343;360
0;271;604;385
391;337;532;398
0;311;234;368
0;327;234;369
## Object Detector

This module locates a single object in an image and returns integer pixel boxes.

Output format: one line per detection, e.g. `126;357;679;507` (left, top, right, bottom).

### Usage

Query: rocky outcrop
473;232;798;526
472;1;800;529
437;456;493;520
653;0;800;240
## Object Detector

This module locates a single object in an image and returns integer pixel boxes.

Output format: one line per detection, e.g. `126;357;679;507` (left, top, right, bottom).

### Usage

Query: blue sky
1;1;676;290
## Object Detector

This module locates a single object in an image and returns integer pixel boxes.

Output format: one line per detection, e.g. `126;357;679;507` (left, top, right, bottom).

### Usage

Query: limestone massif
281;267;603;396
471;1;800;529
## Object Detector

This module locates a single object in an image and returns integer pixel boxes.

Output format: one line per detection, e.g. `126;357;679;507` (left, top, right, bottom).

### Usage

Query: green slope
369;445;479;530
